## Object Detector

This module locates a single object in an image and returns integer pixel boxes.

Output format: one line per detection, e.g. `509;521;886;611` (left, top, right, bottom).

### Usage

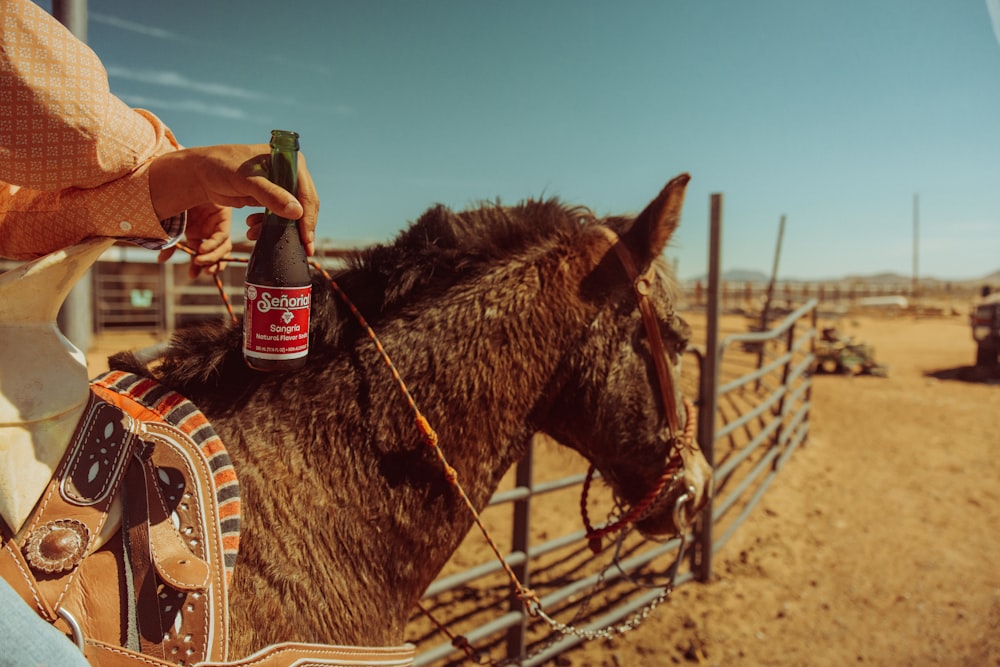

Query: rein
177;232;696;663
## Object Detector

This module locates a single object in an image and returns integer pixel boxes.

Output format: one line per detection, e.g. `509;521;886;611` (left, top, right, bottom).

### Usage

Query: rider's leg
0;578;89;667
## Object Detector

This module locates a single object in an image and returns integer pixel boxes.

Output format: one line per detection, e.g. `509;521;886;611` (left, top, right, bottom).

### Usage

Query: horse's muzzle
637;444;713;536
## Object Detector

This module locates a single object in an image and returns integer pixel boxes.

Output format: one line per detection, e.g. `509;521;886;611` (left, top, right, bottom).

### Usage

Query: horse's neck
0;238;113;534
357;257;589;603
386;257;583;490
226;250;595;649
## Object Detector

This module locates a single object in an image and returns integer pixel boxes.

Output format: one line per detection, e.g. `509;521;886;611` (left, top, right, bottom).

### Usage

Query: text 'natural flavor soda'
243;130;311;372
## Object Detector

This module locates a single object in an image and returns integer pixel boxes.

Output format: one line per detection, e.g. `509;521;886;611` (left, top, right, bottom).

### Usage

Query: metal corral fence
87;258;249;333
72;254;976;335
85;245;356;332
682;279;980;315
407;306;818;666
693;300;818;581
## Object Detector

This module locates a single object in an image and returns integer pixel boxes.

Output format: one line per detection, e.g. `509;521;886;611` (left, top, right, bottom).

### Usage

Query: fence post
772;323;795;468
805;304;818;445
696;193;722;583
53;1;93;355
506;441;533;659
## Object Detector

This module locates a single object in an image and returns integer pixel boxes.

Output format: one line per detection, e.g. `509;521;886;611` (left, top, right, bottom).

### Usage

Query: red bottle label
243;283;311;360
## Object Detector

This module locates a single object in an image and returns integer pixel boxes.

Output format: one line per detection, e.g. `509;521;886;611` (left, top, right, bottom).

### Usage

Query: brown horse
112;174;711;657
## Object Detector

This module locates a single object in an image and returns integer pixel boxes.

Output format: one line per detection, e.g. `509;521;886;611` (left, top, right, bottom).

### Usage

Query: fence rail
68;256;982;336
698;300;817;569
682;279;981;314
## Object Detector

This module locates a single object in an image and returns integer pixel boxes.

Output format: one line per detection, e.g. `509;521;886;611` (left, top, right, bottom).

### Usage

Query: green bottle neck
268;129;299;198
266;129;299;224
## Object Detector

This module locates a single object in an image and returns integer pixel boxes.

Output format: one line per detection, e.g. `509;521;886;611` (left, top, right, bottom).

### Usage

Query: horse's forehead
646;262;679;317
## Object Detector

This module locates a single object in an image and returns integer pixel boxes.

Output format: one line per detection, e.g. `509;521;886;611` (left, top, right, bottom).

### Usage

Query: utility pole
912;194;919;301
52;0;93;355
760;214;786;334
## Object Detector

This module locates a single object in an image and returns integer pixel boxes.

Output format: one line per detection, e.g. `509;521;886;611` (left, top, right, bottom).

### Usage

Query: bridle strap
577;228;693;554
606;234;682;438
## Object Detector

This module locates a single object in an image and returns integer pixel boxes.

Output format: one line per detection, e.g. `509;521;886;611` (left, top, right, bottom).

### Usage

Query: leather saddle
0;241;414;666
1;372;236;665
2;371;415;667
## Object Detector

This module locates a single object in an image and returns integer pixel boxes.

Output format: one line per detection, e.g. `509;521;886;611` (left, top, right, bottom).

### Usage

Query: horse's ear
621;173;690;267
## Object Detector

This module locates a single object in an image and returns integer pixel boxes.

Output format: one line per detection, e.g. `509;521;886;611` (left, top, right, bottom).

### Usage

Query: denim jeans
0;578;89;666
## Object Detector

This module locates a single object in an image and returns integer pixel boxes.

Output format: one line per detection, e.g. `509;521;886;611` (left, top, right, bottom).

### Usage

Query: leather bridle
581;228;696;553
608;233;684;440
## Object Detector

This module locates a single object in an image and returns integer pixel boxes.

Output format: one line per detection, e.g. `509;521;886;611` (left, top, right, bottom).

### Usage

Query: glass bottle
242;130;311;372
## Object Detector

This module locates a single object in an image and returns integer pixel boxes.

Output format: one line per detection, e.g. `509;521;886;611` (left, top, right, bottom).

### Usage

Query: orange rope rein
305;261;543;615
175;242;689;662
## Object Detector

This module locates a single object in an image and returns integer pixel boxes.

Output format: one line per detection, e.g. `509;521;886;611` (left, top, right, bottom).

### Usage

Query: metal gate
92;261;166;332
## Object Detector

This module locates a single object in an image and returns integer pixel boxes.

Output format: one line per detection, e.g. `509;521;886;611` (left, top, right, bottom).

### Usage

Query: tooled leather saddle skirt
0;371;414;667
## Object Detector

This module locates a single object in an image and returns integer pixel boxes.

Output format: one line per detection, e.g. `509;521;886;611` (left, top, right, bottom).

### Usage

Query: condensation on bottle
242;130;311;372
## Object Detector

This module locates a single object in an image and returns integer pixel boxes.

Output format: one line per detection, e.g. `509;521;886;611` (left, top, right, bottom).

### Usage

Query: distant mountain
685;268;770;283
722;269;770;282
683;268;1000;285
842;272;910;284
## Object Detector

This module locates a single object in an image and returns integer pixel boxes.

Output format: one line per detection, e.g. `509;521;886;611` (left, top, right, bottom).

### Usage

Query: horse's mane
112;198;607;390
341;198;599;319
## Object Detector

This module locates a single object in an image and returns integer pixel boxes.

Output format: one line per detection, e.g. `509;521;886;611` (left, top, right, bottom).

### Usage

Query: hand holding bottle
149;143;320;266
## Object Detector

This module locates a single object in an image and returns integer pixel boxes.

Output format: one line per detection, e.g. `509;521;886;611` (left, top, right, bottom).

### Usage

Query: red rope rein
580;397;697;554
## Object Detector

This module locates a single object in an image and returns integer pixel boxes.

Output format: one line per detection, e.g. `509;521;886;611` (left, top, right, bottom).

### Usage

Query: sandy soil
87;310;1000;667
551;312;1000;667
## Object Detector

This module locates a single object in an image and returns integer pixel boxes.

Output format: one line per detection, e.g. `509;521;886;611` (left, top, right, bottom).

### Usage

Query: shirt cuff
123;211;187;250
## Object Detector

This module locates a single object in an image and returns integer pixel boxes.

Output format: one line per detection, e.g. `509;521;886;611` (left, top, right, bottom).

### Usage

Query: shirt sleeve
0;0;185;260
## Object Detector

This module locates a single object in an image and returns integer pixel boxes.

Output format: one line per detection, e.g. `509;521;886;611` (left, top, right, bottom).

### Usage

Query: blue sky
39;1;1000;280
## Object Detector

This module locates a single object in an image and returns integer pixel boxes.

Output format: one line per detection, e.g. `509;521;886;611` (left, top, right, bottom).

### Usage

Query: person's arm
0;141;321;263
148;146;319;258
0;0;183;258
0;0;319;266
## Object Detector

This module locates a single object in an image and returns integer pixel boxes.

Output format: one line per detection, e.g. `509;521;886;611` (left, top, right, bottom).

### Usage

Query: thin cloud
990;0;1000;49
90;12;189;42
117;93;268;122
95;12;349;117
93;11;332;78
264;54;332;77
107;66;266;101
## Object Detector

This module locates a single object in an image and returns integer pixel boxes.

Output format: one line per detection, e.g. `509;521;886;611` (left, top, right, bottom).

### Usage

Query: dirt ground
86;309;1000;667
552;311;1000;667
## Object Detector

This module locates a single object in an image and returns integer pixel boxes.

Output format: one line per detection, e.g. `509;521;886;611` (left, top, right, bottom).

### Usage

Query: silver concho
24;519;91;574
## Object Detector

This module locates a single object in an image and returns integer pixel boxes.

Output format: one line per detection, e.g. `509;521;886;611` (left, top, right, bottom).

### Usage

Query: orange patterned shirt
0;0;183;260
